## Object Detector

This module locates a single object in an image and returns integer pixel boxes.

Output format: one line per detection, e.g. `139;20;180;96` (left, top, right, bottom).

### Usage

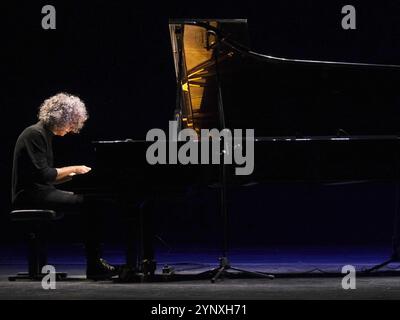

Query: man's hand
55;165;92;183
73;165;92;175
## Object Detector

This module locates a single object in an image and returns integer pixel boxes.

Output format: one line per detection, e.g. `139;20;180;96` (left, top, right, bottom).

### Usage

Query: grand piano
74;19;400;277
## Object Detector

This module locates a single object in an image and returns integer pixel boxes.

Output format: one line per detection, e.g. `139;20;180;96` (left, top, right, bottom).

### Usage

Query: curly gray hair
38;93;88;133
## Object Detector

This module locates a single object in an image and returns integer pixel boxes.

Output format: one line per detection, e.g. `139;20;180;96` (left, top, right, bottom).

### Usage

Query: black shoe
86;258;118;280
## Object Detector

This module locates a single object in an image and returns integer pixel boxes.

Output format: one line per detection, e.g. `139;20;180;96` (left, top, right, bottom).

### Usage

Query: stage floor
1;244;400;299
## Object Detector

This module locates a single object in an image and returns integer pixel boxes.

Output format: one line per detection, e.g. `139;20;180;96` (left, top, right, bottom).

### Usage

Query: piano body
71;19;400;273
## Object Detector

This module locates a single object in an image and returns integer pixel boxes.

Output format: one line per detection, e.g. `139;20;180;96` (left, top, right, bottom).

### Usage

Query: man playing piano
11;92;117;280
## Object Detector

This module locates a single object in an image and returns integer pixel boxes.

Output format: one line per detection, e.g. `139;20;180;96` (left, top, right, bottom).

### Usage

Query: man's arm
24;129;91;184
24;130;58;183
53;176;73;185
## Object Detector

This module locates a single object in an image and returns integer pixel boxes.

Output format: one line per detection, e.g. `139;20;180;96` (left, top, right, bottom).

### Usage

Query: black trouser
13;189;105;264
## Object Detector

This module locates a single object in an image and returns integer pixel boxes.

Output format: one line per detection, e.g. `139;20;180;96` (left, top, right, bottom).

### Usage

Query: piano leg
125;214;139;270
137;199;156;275
119;199;156;282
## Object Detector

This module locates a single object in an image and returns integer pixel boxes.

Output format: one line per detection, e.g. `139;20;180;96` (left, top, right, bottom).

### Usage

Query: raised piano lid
169;19;400;138
169;19;250;133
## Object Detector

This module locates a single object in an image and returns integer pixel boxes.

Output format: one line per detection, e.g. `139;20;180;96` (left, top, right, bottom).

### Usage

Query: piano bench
8;209;67;281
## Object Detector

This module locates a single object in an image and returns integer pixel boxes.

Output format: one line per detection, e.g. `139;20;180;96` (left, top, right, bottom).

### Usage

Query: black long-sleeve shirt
12;121;58;204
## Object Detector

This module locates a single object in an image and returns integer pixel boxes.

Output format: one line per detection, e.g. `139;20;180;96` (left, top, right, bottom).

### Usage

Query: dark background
1;0;400;249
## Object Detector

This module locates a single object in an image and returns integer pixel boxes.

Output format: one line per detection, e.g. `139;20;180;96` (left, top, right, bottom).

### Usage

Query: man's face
52;125;73;136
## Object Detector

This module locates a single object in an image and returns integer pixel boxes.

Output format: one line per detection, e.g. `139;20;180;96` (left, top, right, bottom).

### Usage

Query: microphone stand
203;29;274;283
